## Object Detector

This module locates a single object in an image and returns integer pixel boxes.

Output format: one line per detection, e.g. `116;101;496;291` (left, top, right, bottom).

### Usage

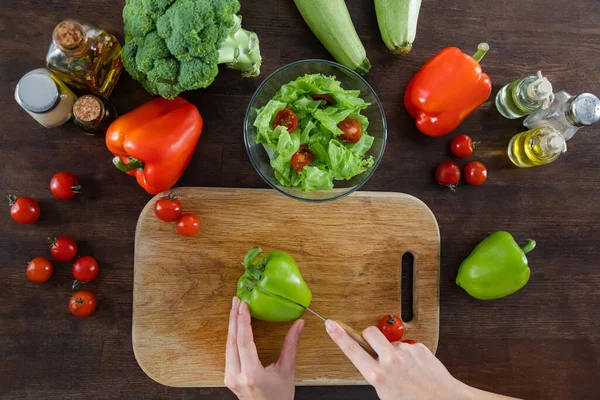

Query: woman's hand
225;296;304;400
325;320;517;400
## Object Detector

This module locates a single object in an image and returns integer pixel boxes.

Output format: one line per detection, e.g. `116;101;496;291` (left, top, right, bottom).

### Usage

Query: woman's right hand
325;320;518;400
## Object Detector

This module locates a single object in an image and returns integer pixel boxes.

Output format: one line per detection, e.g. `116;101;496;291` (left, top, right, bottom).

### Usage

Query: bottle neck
53;21;88;56
539;129;566;155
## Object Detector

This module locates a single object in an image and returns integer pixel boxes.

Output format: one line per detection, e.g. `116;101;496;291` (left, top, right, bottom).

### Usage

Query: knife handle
335;321;378;358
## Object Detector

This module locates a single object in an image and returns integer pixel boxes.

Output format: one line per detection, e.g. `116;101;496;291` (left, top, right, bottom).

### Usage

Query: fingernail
238;301;246;314
231;296;239;309
325;320;337;333
297;319;305;334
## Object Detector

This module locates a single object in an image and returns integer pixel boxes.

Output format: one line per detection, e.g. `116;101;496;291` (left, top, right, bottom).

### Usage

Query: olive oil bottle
496;71;553;119
507;127;566;168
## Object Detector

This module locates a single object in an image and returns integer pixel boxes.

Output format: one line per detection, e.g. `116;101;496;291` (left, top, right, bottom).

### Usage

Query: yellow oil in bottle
508;127;566;167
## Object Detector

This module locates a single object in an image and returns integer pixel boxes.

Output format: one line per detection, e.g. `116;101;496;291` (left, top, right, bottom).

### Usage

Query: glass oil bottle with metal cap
72;94;118;136
495;71;554;119
507;127;566;168
46;20;123;97
15;68;77;128
524;91;600;140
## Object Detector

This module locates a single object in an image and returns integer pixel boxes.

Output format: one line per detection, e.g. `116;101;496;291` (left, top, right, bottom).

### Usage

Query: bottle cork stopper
74;95;102;122
54;20;85;49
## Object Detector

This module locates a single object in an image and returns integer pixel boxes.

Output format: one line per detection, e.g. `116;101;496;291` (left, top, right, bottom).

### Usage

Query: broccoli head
122;0;262;99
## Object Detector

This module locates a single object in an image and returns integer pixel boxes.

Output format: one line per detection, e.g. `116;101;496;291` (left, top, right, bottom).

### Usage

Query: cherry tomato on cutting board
8;195;40;224
450;134;475;158
49;236;78;262
72;256;99;282
435;161;461;189
26;257;53;283
50;172;81;200
291;145;315;173
337;118;363;144
273;108;299;132
464;161;488;186
69;290;97;317
154;193;183;222
377;315;405;342
311;93;334;106
176;213;201;237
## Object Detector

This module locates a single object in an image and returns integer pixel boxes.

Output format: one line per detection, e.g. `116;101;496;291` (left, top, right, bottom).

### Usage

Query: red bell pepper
405;43;492;137
106;97;202;194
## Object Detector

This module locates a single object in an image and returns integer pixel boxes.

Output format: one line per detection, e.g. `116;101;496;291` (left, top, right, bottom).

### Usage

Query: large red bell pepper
405;43;492;137
106;97;202;194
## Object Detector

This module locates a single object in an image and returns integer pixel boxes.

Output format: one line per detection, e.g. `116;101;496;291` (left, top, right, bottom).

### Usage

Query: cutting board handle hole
401;252;414;322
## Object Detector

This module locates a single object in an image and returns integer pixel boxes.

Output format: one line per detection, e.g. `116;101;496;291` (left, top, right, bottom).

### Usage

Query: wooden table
1;1;598;399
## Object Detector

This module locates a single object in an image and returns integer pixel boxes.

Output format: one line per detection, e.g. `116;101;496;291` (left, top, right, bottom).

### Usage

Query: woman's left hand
225;296;305;400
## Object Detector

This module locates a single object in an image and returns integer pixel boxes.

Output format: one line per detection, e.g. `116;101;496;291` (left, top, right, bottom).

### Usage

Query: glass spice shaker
15;68;77;128
72;94;118;136
46;20;123;97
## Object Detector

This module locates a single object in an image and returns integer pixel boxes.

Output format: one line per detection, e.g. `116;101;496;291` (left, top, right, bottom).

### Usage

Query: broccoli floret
122;0;262;99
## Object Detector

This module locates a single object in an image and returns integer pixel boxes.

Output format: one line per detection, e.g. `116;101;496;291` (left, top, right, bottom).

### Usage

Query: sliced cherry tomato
154;193;183;222
69;290;97;317
450;134;475;158
337;118;363;144
435;161;461;190
377;314;405;342
402;339;417;344
291;145;315;173
49;236;78;262
72;256;99;282
176;213;201;237
26;257;53;283
50;172;81;200
464;161;488;186
311;93;334;106
273;108;298;132
8;195;40;224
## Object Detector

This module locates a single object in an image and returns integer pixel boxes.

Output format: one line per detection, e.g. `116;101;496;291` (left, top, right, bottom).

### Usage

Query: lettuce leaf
328;140;373;180
254;99;287;146
348;133;374;158
301;166;333;192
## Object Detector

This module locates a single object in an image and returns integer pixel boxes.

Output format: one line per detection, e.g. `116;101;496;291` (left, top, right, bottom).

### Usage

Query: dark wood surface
1;1;598;399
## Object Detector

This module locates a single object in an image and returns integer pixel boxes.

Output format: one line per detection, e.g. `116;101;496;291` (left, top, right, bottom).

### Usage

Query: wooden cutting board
132;187;440;387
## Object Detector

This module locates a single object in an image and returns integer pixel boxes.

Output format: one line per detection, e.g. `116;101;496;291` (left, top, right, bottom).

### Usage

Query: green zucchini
293;0;371;75
375;0;422;55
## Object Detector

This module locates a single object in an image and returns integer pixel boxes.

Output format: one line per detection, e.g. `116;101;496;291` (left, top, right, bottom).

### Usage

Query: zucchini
294;0;371;75
375;0;422;55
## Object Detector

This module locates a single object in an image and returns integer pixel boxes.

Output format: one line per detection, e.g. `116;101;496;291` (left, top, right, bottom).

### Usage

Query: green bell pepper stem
472;42;489;63
112;156;145;172
521;239;536;254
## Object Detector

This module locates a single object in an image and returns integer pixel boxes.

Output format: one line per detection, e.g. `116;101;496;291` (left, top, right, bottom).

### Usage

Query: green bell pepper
236;248;312;322
456;231;536;300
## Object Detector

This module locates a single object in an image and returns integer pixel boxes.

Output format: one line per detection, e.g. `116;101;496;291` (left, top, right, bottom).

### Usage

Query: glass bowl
244;59;387;202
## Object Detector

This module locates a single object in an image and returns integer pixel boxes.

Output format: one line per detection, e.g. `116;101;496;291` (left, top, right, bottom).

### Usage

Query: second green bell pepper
237;248;312;322
456;231;536;300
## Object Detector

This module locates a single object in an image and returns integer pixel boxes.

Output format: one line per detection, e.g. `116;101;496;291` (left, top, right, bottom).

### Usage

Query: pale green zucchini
375;0;422;55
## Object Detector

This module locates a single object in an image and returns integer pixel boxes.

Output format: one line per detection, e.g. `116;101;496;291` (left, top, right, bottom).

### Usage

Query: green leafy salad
254;74;374;192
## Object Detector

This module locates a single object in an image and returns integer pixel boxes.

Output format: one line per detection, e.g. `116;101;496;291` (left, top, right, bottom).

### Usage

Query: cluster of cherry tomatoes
154;193;201;236
10;171;98;317
435;134;488;190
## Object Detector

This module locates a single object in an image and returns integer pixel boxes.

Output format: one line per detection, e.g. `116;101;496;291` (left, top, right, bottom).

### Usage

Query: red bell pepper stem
472;42;489;63
521;239;536;254
112;156;144;172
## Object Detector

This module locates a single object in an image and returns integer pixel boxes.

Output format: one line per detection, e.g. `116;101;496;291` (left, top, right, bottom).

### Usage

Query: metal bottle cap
568;93;600;127
17;71;59;113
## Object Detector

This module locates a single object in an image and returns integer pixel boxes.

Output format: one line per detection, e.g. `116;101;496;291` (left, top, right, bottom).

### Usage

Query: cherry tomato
377;315;405;342
337;118;363;144
435;161;461;189
69;290;97;317
311;93;334;106
176;213;201;237
291;145;315;173
450;134;474;158
8;195;40;224
72;256;99;282
50;172;81;200
464;161;488;186
273;108;299;132
49;236;78;262
402;339;417;344
154;193;183;222
26;257;53;283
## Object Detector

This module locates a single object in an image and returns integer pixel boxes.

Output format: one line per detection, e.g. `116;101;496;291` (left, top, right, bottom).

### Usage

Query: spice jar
72;94;117;135
15;68;77;128
46;20;123;97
